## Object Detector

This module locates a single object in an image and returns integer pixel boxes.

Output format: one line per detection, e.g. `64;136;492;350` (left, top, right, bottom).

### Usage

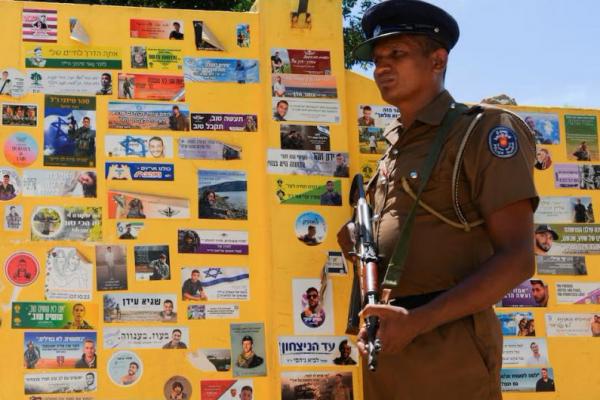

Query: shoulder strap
382;102;468;288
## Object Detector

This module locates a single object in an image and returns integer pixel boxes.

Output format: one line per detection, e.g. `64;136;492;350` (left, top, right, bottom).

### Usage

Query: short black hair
241;386;253;393
172;329;182;335
242;335;253;343
306;287;318;295
172;381;184;390
276;100;288;107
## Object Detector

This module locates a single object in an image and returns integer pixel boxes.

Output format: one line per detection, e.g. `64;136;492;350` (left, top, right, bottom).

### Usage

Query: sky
352;0;600;109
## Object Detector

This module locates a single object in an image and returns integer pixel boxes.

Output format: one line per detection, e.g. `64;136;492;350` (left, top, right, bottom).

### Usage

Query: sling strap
382;102;468;288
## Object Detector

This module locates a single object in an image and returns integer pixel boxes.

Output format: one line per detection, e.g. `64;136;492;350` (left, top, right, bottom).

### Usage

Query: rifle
345;173;382;371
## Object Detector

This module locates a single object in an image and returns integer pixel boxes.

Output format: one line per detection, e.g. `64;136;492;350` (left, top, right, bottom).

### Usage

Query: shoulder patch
488;125;519;158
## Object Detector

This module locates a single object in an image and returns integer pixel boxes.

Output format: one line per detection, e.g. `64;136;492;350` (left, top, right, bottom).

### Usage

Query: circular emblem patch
488;126;519;158
4;251;39;286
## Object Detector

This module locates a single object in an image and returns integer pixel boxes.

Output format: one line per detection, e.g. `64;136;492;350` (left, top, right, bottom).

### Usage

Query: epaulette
463;105;484;115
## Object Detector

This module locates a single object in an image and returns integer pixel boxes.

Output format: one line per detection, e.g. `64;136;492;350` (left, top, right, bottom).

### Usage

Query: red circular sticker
4;252;39;286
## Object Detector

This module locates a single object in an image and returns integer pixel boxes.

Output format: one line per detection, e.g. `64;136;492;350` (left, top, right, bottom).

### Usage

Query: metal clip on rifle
345;173;381;371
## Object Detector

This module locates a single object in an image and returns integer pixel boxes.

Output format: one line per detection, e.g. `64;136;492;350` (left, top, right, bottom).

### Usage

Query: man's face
230;389;237;396
326;182;334;192
276;102;288;117
535;232;553;253
173;386;182;395
362;109;372;119
541;369;548;379
34;49;42;58
336;155;344;166
341;344;351;358
2;72;7;80
128;363;138;375
240;390;252;400
536;150;547;162
307;290;319;308
242;339;252;353
173;23;180;32
73;305;85;320
78;173;94;186
163;302;173;315
101;75;110;87
2;176;8;184
530;343;539;354
207;192;216;205
149;139;164;157
525;117;536;130
173;107;180;116
84;341;95;358
308;226;316;237
83;118;90;128
172;331;181;344
531;284;547;304
191;271;199;282
86;374;94;386
372;35;439;106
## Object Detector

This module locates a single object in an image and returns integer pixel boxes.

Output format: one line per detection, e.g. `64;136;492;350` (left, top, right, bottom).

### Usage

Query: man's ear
431;48;448;73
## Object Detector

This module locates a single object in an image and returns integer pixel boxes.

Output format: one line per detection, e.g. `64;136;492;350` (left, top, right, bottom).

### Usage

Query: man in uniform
339;1;538;398
68;116;95;160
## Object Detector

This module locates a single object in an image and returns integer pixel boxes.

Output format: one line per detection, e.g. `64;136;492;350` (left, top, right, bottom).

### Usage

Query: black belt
389;290;446;310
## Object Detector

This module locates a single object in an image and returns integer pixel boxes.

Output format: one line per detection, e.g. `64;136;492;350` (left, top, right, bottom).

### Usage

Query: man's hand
356;304;426;355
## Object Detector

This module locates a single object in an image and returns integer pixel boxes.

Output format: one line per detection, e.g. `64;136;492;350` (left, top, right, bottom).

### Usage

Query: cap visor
352;31;408;62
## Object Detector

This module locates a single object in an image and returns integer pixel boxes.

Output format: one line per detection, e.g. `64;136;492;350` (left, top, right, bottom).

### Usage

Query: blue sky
352;0;600;109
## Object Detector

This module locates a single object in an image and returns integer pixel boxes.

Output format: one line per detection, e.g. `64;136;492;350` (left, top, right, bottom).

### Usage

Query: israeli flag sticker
488;126;519;158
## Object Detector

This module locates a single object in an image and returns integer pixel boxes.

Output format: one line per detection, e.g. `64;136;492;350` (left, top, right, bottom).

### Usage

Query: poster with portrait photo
187;304;240;320
103;293;178;323
270;48;331;75
105;134;174;158
117;73;185;101
230;322;266;377
183;57;259;83
279;336;358;366
130;18;184;40
45;247;93;301
500;368;556;392
95;245;127;291
43;95;96;167
181;267;249;301
534;223;600;255
1;103;37;126
130;46;148;69
503;338;550;366
4;204;23;231
164;376;193;400
498;280;548;308
134;244;171;281
108;101;190;131
190;113;257;132
23;331;97;369
108;190;190;219
536;255;587;275
357;104;399;154
0;166;21;201
22;169;97;198
193;21;225;51
553;163;580;189
272;98;340;124
272;176;342;206
103;326;189;349
281;371;354;400
496;312;535;336
0;68;27;98
516;111;560;145
24;372;97;395
22;8;58;43
295;211;326;246
198;170;247;220
236;23;250;47
546;313;600;337
117;221;144;240
12;301;98;329
534;146;552;171
534;196;593;223
200;379;254;400
292;278;334;335
108;350;143;387
280;124;330;151
565;114;598;161
179;137;242;160
267;149;349;177
187;349;231;372
556;282;600;304
31;206;102;242
272;74;337;99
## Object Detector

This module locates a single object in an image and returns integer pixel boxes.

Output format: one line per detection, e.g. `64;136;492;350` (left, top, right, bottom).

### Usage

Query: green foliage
26;0;373;69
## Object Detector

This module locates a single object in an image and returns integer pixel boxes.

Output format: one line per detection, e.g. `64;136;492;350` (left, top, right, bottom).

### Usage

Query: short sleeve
462;109;539;218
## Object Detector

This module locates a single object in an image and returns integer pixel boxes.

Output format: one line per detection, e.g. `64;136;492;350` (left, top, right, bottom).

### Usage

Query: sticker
3;132;38;167
31;206;102;242
178;137;242;160
0;68;27;97
0;167;21;200
324;251;348;274
190;113;257;132
22;9;58;43
187;304;240;320
278;336;358;366
181;267;249;301
281;372;355;400
103;293;178;323
295;211;326;246
183;58;259;83
117;73;185;101
108;190;190;219
535;196;593;224
200;379;254;400
24;332;97;369
2;104;37;126
12;302;97;329
4;251;39;287
24;371;97;394
267;149;349;177
535;147;552;170
293;278;334;334
103;326;189;349
498;280;548;308
488;126;519;158
516;111;559;145
163;376;192;400
272;176;342;205
117;221;144;240
24;44;122;69
23;169;97;198
134;245;171;281
496;311;536;336
4;204;23;231
105;134;174;158
186;349;231;371
230;323;267;377
502;338;550;366
272;97;340;124
270;48;330;75
177;229;248;255
147;47;183;71
27;70;114;95
69;17;90;45
130;19;184;40
193;21;225;51
280;124;330;151
556;282;600;304
108;101;190;131
107;350;143;387
198;170;247;220
45;247;93;301
500;368;555;392
236;24;250;48
95;245;128;291
272;73;337;99
565;114;598;161
536;255;587;275
546;313;600;337
105;162;175;181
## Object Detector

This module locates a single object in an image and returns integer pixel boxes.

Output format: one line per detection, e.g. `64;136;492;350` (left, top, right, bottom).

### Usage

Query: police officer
342;1;538;399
